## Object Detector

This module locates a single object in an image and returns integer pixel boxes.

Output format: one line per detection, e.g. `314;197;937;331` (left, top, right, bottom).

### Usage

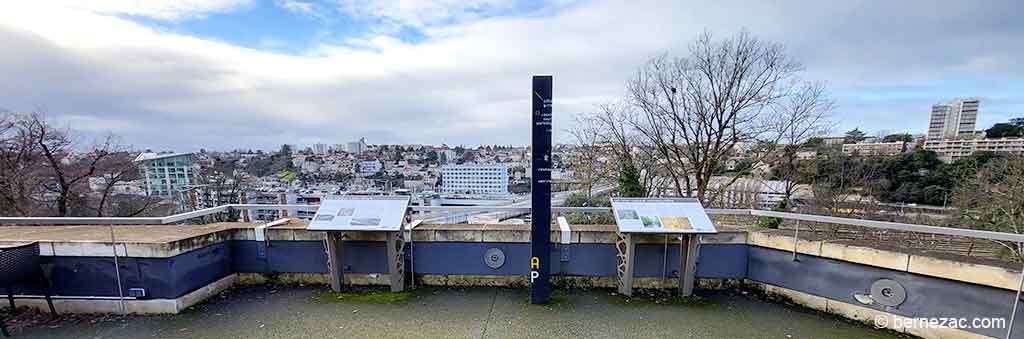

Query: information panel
306;196;410;231
610;197;717;234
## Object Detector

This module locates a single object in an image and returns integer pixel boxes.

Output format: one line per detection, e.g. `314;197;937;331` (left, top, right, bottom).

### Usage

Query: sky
1;0;1022;152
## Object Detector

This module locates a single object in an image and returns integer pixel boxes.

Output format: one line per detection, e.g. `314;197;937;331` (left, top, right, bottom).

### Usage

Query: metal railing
2;204;1022;243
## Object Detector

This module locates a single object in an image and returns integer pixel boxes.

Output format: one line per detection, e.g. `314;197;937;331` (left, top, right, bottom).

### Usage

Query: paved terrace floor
12;285;905;339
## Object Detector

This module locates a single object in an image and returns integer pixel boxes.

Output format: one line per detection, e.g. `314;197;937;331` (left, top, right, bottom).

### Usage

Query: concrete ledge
753;281;990;339
820;242;910;271
5;274;237;315
908;255;1020;291
747;231;822;256
176;274;237;312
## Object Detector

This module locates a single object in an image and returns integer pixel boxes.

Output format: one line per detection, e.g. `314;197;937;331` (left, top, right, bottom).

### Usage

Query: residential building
441;150;457;164
699;177;806;210
441;164;509;195
357;160;382;173
927;99;979;140
135;152;196;198
924;138;1024;163
842;141;909;156
312;143;328;155
347;137;367;154
821;137;846;146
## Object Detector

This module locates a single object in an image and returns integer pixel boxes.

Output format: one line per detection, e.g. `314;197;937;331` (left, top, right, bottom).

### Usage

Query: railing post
108;225;126;314
792;220;801;261
1007;250;1024;339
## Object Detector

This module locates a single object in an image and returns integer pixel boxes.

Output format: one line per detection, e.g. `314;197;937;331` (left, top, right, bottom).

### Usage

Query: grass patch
309;290;412;304
607;289;718;308
518;289;573;309
278;170;297;182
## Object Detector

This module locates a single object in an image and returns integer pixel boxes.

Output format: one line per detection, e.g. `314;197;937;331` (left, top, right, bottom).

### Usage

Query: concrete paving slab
11;286;906;339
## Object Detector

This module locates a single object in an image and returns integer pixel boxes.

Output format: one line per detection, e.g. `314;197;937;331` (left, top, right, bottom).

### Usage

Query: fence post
792;220;801;261
1007;250;1024;339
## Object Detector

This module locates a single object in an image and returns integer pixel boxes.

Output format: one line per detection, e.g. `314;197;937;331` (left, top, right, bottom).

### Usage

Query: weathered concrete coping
1;222;1020;293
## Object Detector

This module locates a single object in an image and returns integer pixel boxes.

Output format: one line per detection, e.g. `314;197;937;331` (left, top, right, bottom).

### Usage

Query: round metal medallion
870;279;907;307
484;248;506;269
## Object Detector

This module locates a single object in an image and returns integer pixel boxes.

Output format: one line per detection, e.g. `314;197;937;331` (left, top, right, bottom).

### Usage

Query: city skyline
1;1;1022;151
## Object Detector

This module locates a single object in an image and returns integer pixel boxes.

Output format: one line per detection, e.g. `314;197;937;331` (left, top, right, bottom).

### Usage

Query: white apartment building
312;143;328;155
842;141;909;156
927;99;979;140
441;150;457;164
441;164;509;194
347;137;367;154
135;152;196;198
924;138;1024;163
699;177;804;210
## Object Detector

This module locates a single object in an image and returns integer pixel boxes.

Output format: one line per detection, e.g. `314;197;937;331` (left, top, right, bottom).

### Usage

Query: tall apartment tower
927;99;979;140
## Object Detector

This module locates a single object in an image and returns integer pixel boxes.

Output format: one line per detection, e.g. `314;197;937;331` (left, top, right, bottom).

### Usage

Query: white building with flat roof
842;141;909;156
312;143;328;155
134;152;196;198
927;99;979;140
441;164;509;195
924;138;1024;163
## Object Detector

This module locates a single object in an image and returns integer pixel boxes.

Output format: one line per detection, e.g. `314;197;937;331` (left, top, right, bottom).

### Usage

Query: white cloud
335;0;524;33
48;0;252;21
276;0;316;15
0;0;1021;151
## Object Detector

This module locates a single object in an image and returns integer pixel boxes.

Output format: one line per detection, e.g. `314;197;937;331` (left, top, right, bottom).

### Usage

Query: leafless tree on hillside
625;30;834;204
0;112;161;217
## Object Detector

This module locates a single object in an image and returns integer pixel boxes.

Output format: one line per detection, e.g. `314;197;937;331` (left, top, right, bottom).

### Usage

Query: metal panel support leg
386;230;405;292
616;233;635;296
4;287;12;312
325;232;345;292
679;234;699;296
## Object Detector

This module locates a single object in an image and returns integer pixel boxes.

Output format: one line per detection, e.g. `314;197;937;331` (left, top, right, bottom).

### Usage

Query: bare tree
565;114;612;201
624;30;833;204
0;112;50;216
763;82;836;206
85;151;163;217
0;112;159;217
805;149;879;218
953;156;1024;262
588;102;667;196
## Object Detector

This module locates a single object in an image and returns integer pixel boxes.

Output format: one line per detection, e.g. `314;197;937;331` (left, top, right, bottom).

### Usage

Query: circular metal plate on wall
484;248;505;269
870;279;907;307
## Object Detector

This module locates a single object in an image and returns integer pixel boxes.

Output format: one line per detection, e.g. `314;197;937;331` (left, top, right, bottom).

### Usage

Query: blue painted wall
748;245;1024;338
19;242;233;299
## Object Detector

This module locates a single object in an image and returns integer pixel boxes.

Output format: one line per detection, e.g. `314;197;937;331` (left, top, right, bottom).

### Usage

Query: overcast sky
1;1;1022;151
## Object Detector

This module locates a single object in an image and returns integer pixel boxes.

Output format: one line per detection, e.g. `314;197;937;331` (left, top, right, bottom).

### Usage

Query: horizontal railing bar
706;208;754;215
752;210;1024;243
411;206;530;212
553;207;612;213
161;205;232;223
1;203;1021;243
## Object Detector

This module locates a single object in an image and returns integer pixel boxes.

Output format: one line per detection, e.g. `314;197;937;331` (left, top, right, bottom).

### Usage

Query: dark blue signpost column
530;75;553;304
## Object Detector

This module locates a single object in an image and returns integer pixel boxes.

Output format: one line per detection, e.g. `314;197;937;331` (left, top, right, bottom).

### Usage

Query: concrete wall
5;225;1022;338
